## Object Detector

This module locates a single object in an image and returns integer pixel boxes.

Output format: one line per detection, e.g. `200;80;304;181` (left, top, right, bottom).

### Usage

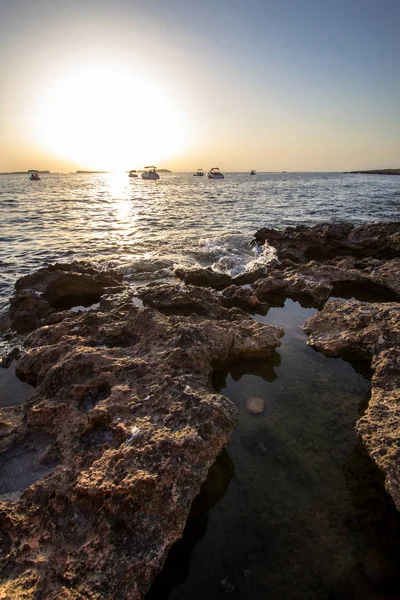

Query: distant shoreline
0;170;50;175
345;169;400;176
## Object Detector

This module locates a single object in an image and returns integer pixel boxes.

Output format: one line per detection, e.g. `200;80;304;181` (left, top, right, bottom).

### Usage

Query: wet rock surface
0;267;283;599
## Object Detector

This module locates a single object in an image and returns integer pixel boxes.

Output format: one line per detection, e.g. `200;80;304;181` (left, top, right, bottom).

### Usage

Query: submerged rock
245;396;265;414
0;272;284;599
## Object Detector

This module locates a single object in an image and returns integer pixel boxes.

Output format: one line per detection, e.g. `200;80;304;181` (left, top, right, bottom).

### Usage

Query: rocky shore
0;264;283;599
0;221;399;599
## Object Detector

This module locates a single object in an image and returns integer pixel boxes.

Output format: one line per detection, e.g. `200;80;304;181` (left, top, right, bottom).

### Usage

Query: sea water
0;171;399;310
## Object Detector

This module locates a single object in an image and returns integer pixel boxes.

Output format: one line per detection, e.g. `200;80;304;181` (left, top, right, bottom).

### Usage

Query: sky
0;0;399;172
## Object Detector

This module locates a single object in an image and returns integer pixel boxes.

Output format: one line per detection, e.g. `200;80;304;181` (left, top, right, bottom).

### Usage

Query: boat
129;170;138;178
29;170;40;181
207;167;224;179
193;169;204;176
141;166;160;180
250;170;256;175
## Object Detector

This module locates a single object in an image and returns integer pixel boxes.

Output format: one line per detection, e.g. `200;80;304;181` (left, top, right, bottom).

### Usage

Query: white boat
29;170;40;181
193;169;204;176
141;166;160;180
207;167;224;179
129;170;138;178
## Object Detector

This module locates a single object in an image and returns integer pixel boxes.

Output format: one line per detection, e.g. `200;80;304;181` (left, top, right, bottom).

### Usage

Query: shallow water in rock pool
147;299;400;600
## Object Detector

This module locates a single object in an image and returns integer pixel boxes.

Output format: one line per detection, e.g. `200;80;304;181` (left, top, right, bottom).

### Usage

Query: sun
31;64;189;171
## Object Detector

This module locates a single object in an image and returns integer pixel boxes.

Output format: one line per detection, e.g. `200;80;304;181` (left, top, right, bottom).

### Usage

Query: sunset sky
0;0;399;173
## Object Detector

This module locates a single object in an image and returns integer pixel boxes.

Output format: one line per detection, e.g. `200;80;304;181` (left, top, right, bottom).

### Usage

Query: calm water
0;171;399;310
149;301;400;600
1;171;400;598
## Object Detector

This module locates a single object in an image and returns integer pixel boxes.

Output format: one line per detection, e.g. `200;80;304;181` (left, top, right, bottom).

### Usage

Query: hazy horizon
1;0;399;173
2;168;399;175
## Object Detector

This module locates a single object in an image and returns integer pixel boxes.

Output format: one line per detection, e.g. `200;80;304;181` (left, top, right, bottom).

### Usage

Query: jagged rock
174;266;273;290
140;284;226;316
255;222;400;263
253;269;334;305
0;274;284;599
356;348;400;511
175;267;233;289
302;299;400;511
221;285;269;313
9;289;54;333
370;258;400;297
302;300;400;360
251;258;400;305
9;262;124;333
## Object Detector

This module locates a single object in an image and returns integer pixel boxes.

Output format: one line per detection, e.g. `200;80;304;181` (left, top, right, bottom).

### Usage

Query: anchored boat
193;169;204;176
29;170;40;181
207;167;224;179
141;166;160;180
129;170;138;178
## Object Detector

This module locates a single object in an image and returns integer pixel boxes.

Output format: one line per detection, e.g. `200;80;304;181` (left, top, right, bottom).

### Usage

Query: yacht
129;170;138;178
207;167;224;179
193;169;204;176
29;170;40;181
141;166;160;180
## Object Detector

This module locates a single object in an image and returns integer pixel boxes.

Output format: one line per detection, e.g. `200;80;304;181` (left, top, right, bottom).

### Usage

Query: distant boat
129;170;138;178
29;170;40;181
141;166;160;180
250;170;256;175
282;170;287;173
193;169;204;176
207;167;224;179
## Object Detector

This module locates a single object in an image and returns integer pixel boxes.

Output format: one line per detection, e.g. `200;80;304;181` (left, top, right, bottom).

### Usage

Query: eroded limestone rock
302;300;400;360
251;258;400;306
0;274;284;599
356;349;400;511
254;222;400;263
10;262;123;333
302;299;400;511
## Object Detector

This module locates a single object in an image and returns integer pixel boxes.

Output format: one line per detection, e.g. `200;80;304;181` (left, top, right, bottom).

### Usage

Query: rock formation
254;222;400;263
1;220;400;598
302;300;400;510
0;264;283;599
252;223;400;513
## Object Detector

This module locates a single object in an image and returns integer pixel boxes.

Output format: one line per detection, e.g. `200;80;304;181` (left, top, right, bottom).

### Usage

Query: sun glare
31;65;189;171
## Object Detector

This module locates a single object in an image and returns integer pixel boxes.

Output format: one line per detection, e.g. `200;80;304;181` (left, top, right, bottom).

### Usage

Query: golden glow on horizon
31;65;189;171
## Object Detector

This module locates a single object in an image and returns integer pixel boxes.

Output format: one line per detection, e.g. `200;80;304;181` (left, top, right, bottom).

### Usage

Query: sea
1;171;400;600
0;171;399;311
